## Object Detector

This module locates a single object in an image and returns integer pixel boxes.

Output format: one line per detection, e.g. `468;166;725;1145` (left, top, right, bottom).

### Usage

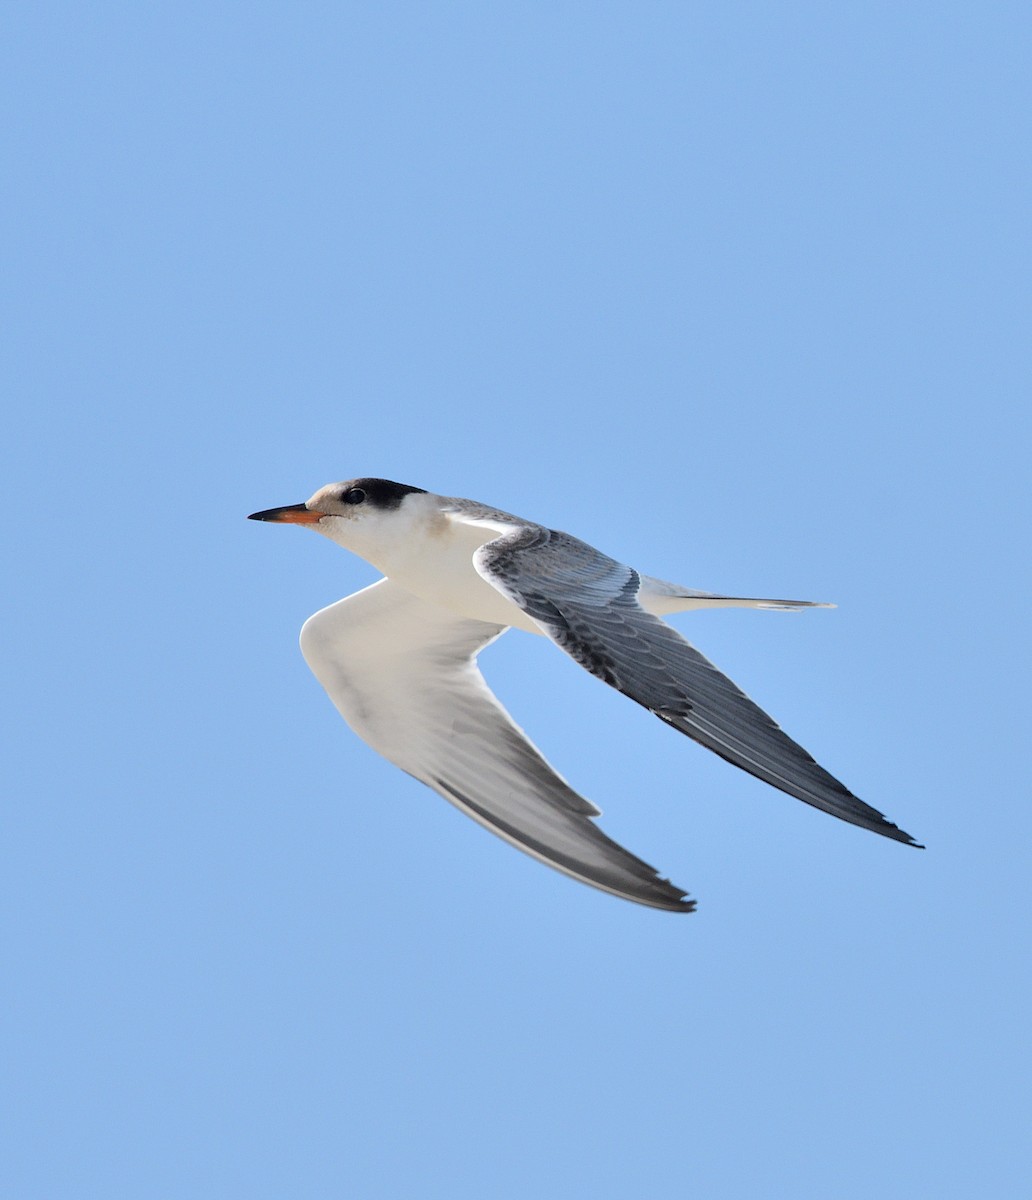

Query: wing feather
474;527;920;847
299;578;694;911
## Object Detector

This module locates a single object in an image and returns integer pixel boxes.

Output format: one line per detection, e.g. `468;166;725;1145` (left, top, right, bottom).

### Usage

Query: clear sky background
4;4;1030;1197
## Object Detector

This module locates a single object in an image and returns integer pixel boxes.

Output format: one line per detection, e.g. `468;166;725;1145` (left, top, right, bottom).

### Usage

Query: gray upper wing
299;578;694;911
474;526;920;847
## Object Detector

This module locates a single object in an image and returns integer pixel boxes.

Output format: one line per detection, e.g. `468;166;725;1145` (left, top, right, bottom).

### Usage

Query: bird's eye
342;487;366;505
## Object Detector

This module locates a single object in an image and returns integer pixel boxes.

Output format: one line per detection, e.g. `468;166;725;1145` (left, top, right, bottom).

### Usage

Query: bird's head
248;477;431;564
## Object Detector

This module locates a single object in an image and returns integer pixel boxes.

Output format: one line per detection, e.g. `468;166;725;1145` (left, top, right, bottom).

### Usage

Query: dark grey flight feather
474;526;921;848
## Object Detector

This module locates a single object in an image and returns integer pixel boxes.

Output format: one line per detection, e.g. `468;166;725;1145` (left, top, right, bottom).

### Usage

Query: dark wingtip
654;881;696;913
881;820;924;849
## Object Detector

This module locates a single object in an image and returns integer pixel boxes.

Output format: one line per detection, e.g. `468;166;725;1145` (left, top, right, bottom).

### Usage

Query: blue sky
3;3;1030;1196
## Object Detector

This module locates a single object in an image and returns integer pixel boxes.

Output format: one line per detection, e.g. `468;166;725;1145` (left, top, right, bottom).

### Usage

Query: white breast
392;514;545;632
324;500;543;634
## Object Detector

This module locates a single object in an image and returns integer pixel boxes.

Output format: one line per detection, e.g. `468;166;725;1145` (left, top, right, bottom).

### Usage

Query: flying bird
249;478;919;912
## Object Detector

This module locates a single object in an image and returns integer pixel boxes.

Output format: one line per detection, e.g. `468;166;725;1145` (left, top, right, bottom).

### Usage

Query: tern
249;477;919;912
